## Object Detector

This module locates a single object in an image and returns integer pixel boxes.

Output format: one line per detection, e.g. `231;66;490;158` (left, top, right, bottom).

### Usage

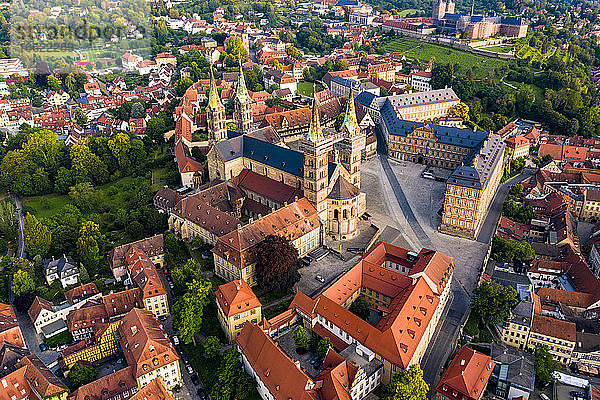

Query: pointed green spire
235;59;250;103
208;66;223;110
341;85;359;137
307;84;322;142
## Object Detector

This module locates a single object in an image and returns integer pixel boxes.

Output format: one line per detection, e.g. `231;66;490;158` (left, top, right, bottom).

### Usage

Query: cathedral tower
298;90;333;223
233;62;253;135
206;66;227;142
340;88;365;189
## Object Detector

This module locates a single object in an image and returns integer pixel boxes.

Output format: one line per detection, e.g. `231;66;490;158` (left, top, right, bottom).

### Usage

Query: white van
539;393;550;400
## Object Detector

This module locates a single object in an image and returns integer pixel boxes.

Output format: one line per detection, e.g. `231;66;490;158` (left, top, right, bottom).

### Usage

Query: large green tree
471;281;519;325
254;235;300;292
171;258;204;290
76;221;104;271
204;336;221;359
173;278;212;345
535;345;559;385
384;364;428;400
23;212;51;256
0;200;18;241
12;268;36;296
69;362;98;389
293;325;308;349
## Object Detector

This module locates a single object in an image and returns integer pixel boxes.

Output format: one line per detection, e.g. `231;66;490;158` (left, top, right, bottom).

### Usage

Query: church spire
341;85;359;137
307;85;323;142
235;58;250;103
208;65;223;110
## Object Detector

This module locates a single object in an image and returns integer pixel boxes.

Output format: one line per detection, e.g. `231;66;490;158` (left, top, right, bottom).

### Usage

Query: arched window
343;209;348;219
334;209;339;219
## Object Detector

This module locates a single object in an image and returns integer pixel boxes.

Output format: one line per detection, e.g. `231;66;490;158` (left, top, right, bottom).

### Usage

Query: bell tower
206;66;227;142
298;89;332;222
340;88;365;189
233;61;253;135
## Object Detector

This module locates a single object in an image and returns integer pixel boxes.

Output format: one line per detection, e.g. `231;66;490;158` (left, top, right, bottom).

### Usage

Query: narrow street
11;193;24;259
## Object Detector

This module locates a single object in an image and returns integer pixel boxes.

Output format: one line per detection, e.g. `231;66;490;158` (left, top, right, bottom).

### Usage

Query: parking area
296;252;359;296
275;329;323;378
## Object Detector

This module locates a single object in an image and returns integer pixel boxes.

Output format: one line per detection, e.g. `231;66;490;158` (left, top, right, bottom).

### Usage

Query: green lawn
296;81;324;96
483;45;513;53
23;176;150;220
398;8;420;17
379;37;508;79
23;194;70;219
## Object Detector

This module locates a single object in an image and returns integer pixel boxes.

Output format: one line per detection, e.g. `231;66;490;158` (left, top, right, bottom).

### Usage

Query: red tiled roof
215;279;261;318
531;314;576;342
236;323;318;400
436;346;495;400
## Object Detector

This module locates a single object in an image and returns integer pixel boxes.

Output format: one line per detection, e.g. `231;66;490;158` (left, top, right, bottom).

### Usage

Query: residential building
129;377;175;400
0;58;28;78
61;320;121;369
121;53;143;71
0;303;25;348
409;71;432;92
212;198;321;285
500;296;534;350
489;344;535;400
124;247;169;318
330;76;380;98
46;91;71;107
109;234;165;281
43;256;80;288
440;134;506;239
571;332;600;369
350;12;376;24
434;346;495;400
215;279;262;342
527;314;576;364
0;353;69;400
263;69;297;94
237;323;383;400
119;308;182;389
28;284;102;338
505;135;530;159
68;366;137;400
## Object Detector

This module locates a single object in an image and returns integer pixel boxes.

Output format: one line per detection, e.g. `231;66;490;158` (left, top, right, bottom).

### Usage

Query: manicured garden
296;81;324;96
378;37;508;79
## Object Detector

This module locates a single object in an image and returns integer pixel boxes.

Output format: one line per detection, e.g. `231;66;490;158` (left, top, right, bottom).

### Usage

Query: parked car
300;256;312;267
163;266;169;275
539;394;550;400
187;365;194;375
191;374;200;386
315;275;325;283
570;392;585;399
38;343;47;351
309;355;320;365
173;336;180;345
169;281;175;289
182;355;190;366
197;389;209;400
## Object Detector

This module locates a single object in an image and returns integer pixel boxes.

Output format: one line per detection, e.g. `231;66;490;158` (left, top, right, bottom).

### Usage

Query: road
476;167;533;243
11;193;24;258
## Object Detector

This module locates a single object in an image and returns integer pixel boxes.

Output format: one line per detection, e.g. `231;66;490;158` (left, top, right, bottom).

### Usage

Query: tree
286;46;301;59
146;117;166;143
384;364;428;400
471;281;519;325
450;102;470;120
108;132;132;170
204;336;221;358
316;337;330;357
47;75;61;91
509;184;524;197
293;325;308;349
79;265;90;283
349;297;370;320
254;235;300;292
73;107;88;127
130;102;145;119
69;182;96;212
211;349;238;400
69;362;98;389
171;258;204;289
173;278;212;345
224;36;249;65
176;78;194;96
535;345;558;385
23;213;51;256
76;221;103;271
0;200;17;240
70;144;108;184
12;269;35;296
